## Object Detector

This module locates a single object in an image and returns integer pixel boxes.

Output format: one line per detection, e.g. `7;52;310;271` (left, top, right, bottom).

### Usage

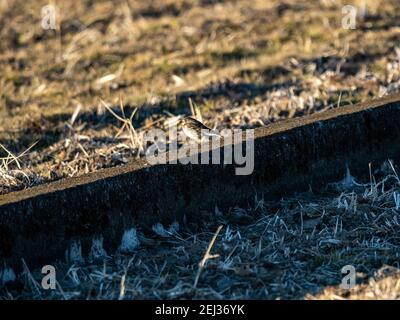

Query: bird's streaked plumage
179;116;221;142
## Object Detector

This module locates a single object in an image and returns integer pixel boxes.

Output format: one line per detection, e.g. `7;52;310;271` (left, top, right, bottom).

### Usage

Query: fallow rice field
1;0;400;299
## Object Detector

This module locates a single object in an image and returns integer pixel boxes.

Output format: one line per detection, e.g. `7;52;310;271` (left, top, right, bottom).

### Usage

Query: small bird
179;116;221;142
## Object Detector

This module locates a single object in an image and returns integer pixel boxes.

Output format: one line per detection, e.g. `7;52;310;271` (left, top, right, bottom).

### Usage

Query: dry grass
1;162;399;299
1;0;400;194
0;141;41;194
1;0;400;300
309;267;400;300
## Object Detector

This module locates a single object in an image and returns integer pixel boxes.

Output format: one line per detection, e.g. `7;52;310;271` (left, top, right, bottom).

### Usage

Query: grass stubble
1;0;400;194
1;162;400;299
1;0;400;299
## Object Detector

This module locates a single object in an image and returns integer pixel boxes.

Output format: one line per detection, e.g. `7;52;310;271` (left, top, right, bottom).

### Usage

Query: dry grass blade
193;225;223;288
118;274;126;300
119;257;134;300
0;141;38;170
21;258;41;296
70;102;82;126
3;164;400;299
99;98;143;153
0;143;22;170
1;0;400;300
189;98;203;123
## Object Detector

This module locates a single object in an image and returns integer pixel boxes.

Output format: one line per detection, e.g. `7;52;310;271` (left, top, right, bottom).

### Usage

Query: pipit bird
179;116;221;142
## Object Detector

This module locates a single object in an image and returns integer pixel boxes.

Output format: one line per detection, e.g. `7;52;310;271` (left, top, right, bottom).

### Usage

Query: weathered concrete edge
1;93;400;271
1;93;399;206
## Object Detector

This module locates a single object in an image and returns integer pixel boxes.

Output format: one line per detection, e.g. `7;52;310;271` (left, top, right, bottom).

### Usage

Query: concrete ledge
1;93;400;270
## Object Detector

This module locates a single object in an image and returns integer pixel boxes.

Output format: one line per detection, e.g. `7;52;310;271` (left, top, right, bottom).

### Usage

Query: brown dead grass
309;267;400;300
1;0;400;193
1;0;400;299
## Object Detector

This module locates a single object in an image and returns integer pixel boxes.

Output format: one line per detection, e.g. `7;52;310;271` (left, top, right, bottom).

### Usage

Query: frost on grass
0;267;16;286
119;228;140;253
339;167;359;188
65;241;84;265
329;167;362;191
89;236;109;261
2;161;400;299
393;192;400;210
152;221;180;237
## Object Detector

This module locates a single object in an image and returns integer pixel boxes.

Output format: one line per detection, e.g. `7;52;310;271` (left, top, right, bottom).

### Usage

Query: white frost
119;228;140;253
66;241;84;264
89;236;109;261
340;167;358;188
1;266;16;285
152;221;179;237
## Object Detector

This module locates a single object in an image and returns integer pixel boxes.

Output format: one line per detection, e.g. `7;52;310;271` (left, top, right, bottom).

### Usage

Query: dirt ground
1;0;400;299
